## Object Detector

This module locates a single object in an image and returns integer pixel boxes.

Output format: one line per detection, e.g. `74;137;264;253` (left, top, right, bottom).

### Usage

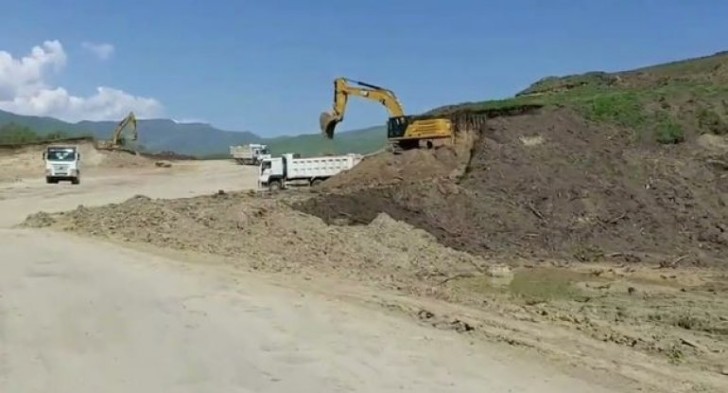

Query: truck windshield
46;149;76;161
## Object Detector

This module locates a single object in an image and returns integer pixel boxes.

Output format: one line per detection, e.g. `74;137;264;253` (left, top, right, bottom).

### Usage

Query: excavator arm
111;111;138;146
320;78;406;139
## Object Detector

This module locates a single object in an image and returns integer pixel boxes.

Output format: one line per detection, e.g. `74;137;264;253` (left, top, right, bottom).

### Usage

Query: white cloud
172;118;208;124
0;40;163;122
82;41;115;60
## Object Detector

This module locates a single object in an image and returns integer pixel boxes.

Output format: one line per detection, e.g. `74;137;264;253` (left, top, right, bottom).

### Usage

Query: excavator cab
386;116;410;139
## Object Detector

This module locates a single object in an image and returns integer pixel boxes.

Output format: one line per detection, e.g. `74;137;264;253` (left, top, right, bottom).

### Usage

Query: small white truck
258;152;363;190
43;145;81;185
230;143;271;165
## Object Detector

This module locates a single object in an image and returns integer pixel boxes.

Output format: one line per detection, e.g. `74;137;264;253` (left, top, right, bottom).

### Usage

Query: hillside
261;125;387;157
426;50;728;144
0;110;387;157
298;50;728;266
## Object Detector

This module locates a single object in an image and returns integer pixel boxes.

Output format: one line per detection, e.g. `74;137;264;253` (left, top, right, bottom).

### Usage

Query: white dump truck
43;144;81;185
258;152;363;190
229;143;271;165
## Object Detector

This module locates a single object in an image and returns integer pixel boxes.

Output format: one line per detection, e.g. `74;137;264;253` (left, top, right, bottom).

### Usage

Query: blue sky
1;0;726;137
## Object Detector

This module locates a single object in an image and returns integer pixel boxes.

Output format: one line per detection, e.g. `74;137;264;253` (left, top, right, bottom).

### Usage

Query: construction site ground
2;131;726;393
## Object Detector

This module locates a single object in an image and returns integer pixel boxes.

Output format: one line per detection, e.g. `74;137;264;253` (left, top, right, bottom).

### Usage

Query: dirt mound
141;150;198;160
89;149;154;169
319;147;460;192
295;108;728;265
319;125;478;192
21;192;489;294
0;140;157;181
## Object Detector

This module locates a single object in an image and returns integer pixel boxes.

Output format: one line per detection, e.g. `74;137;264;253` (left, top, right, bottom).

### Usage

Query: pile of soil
295;108;728;265
140;150;198;161
21;192;489;295
319;123;478;192
90;149;155;169
319;147;461;192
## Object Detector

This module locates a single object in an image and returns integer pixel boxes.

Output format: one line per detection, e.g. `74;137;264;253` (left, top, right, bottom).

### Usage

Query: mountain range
6;50;725;158
0;109;387;157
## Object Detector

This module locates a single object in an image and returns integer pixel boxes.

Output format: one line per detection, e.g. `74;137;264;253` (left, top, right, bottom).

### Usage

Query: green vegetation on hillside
428;51;728;145
265;126;387;157
0;123;90;146
0;111;85;136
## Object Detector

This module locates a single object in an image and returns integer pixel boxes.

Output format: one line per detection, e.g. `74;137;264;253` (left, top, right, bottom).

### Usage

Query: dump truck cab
258;156;284;189
43;145;81;185
230;143;272;165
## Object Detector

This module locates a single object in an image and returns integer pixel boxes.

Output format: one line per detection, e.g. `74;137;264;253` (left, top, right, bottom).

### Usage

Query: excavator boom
111;112;138;145
320;78;405;139
96;111;138;151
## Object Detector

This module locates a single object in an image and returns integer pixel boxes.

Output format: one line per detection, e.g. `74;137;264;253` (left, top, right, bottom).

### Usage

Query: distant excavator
319;78;454;151
96;111;138;151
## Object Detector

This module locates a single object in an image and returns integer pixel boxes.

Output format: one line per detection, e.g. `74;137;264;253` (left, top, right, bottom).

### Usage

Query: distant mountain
262;125;387;157
75;118;264;156
0;110;386;157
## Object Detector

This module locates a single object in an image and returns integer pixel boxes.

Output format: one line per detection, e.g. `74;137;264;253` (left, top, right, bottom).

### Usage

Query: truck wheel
71;177;80;185
268;180;282;192
46;177;52;184
310;178;323;187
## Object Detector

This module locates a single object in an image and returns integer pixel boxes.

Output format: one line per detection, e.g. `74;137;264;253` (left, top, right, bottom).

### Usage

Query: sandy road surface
0;161;624;392
0;160;258;228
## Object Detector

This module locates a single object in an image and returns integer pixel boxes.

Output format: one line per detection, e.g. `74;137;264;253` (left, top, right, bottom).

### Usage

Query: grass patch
697;108;728;135
654;114;685;144
581;92;646;128
507;268;588;304
455;268;589;305
517;71;619;97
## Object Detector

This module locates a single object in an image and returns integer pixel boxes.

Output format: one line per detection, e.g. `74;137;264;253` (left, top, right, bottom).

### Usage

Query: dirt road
0;160;258;227
0;161;627;392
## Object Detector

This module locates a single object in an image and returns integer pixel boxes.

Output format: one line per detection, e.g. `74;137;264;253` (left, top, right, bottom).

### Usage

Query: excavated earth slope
295;108;728;266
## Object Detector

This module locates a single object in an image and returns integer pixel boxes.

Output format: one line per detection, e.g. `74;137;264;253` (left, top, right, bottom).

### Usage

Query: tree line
0;123;82;145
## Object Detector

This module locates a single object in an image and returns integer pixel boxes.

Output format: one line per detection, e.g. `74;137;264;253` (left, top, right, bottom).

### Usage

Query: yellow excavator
319;78;454;151
96;111;138;151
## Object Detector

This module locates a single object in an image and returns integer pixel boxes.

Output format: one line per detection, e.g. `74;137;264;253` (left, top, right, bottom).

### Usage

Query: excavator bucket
319;111;340;139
